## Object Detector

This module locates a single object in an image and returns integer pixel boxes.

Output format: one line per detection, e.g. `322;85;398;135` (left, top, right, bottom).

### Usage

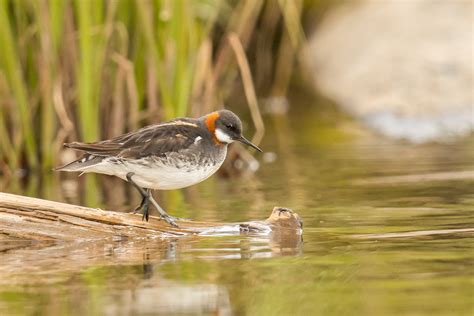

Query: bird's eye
225;124;233;130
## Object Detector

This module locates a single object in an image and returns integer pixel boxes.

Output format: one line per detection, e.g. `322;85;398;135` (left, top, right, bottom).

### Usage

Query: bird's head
204;110;262;152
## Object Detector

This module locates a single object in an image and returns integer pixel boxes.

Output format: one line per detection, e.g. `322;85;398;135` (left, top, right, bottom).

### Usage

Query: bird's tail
54;154;104;172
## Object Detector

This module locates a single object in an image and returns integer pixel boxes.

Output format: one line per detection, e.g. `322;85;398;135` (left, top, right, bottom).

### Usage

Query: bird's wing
65;120;204;158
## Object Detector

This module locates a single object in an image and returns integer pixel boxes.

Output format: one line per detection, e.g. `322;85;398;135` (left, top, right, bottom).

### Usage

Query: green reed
0;0;307;174
0;0;38;169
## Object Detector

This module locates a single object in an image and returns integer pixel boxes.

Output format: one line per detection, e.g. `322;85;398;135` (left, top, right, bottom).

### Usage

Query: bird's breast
113;146;227;190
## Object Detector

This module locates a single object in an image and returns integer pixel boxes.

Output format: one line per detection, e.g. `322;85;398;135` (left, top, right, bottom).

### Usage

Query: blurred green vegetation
0;0;313;173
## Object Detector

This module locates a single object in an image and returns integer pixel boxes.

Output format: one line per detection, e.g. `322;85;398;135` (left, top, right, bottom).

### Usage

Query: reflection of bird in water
56;110;262;227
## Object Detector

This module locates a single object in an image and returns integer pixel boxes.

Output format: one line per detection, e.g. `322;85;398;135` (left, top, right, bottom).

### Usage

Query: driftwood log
0;192;302;242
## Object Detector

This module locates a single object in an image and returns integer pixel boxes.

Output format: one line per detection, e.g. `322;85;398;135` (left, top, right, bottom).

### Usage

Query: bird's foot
130;195;147;214
142;204;150;222
129;194;151;221
159;213;179;228
146;194;181;228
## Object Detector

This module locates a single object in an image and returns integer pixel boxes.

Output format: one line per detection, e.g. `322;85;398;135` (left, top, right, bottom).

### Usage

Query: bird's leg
148;195;192;222
126;172;151;221
132;193;147;214
148;194;179;228
126;172;178;227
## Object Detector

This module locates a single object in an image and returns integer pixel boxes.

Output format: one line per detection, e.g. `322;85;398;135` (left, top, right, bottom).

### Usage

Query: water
1;96;473;316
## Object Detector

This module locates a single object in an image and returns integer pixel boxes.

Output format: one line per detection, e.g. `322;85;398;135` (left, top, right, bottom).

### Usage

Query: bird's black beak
238;136;262;152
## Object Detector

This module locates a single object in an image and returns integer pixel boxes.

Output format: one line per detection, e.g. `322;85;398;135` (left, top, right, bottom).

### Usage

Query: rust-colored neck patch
205;111;219;132
204;111;223;145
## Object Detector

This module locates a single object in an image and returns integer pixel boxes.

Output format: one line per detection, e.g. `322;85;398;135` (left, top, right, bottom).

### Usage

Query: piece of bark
0;192;302;242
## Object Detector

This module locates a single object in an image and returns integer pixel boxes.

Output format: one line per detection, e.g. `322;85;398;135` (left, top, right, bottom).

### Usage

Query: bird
56;110;262;227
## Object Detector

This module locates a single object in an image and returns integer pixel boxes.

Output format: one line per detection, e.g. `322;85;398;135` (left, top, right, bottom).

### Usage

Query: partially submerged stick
0;192;302;242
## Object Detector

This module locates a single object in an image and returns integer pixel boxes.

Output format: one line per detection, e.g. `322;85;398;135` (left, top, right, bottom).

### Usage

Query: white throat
215;128;234;144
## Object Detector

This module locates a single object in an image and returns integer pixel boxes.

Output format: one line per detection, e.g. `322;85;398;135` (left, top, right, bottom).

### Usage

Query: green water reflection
0;95;473;315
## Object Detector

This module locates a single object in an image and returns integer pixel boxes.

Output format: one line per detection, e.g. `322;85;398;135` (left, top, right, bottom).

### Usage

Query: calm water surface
1;99;473;315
